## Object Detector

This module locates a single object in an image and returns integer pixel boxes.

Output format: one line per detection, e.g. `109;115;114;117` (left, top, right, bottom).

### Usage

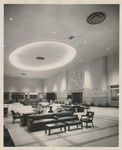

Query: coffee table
64;120;83;131
45;123;66;135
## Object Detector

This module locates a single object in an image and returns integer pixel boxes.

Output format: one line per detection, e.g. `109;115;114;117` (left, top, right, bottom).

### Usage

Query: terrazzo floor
4;103;119;147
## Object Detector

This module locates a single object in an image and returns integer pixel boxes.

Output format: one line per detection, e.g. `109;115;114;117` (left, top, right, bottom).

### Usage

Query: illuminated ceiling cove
9;41;76;71
4;4;119;79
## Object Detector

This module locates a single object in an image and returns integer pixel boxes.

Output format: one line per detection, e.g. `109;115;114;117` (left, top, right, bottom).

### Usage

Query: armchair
80;111;94;128
82;102;90;111
11;110;21;123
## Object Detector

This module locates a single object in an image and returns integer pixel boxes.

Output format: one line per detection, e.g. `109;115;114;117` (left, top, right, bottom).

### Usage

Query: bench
45;123;66;135
64;120;83;131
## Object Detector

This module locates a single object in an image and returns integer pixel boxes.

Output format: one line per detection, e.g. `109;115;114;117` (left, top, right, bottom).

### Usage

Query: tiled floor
4;103;119;147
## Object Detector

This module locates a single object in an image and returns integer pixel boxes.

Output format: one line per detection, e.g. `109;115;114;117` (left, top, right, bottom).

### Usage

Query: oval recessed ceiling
9;41;76;71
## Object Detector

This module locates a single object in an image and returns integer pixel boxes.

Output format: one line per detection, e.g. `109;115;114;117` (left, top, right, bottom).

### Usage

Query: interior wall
68;65;84;92
43;71;68;101
57;71;68;101
83;57;108;105
84;57;107;90
43;75;57;92
43;53;119;105
4;53;119;106
107;53;119;86
106;53;119;107
4;77;43;93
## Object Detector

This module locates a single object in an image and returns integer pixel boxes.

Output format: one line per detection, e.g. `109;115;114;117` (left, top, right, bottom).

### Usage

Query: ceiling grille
87;12;106;25
68;36;75;40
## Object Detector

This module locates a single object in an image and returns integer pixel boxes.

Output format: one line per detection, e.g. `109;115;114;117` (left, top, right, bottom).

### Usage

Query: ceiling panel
4;4;119;79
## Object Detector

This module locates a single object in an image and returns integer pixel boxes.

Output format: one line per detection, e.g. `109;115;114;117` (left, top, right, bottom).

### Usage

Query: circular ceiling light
36;57;45;60
9;41;76;71
21;73;27;75
87;12;106;25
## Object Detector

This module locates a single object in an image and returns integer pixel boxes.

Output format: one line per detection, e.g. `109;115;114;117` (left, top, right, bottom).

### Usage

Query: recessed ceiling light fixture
10;18;13;20
36;57;45;60
21;73;27;75
107;48;109;50
87;12;106;25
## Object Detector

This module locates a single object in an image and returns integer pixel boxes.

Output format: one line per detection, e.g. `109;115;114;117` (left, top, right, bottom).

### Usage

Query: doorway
72;92;83;104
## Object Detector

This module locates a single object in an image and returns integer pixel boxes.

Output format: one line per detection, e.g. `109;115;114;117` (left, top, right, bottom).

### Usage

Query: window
11;93;24;100
4;93;9;100
30;95;37;99
111;85;119;101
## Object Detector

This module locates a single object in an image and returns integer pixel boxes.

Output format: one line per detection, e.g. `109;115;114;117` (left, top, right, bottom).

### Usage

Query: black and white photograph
1;0;121;148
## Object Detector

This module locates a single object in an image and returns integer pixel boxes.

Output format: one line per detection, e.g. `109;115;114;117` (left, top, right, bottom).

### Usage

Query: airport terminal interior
3;4;119;147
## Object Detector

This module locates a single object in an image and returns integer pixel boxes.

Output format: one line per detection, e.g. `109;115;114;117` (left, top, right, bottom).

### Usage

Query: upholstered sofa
27;111;78;132
20;113;34;126
61;104;84;112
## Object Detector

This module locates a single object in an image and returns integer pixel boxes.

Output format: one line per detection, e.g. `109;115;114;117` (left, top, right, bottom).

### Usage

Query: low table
45;123;66;135
64;120;83;131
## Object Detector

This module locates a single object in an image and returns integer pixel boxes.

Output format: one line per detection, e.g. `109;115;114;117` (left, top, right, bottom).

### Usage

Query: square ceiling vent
68;36;75;40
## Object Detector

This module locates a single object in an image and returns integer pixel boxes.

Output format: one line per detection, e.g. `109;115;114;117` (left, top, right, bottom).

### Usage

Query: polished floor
4;102;119;147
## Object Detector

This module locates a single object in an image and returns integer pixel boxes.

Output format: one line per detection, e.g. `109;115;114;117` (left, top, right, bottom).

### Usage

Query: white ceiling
4;4;119;79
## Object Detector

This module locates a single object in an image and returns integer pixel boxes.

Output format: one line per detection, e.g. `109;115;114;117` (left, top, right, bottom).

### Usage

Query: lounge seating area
3;3;119;148
4;102;119;147
8;101;92;131
18;101;88;127
27;111;79;132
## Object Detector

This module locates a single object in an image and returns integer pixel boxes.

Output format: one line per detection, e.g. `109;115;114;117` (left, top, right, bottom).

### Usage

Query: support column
28;93;30;99
107;86;112;106
66;70;68;99
37;93;40;100
23;93;26;100
9;92;11;100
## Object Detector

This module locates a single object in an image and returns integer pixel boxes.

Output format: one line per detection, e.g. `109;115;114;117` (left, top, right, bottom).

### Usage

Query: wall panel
4;77;43;92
